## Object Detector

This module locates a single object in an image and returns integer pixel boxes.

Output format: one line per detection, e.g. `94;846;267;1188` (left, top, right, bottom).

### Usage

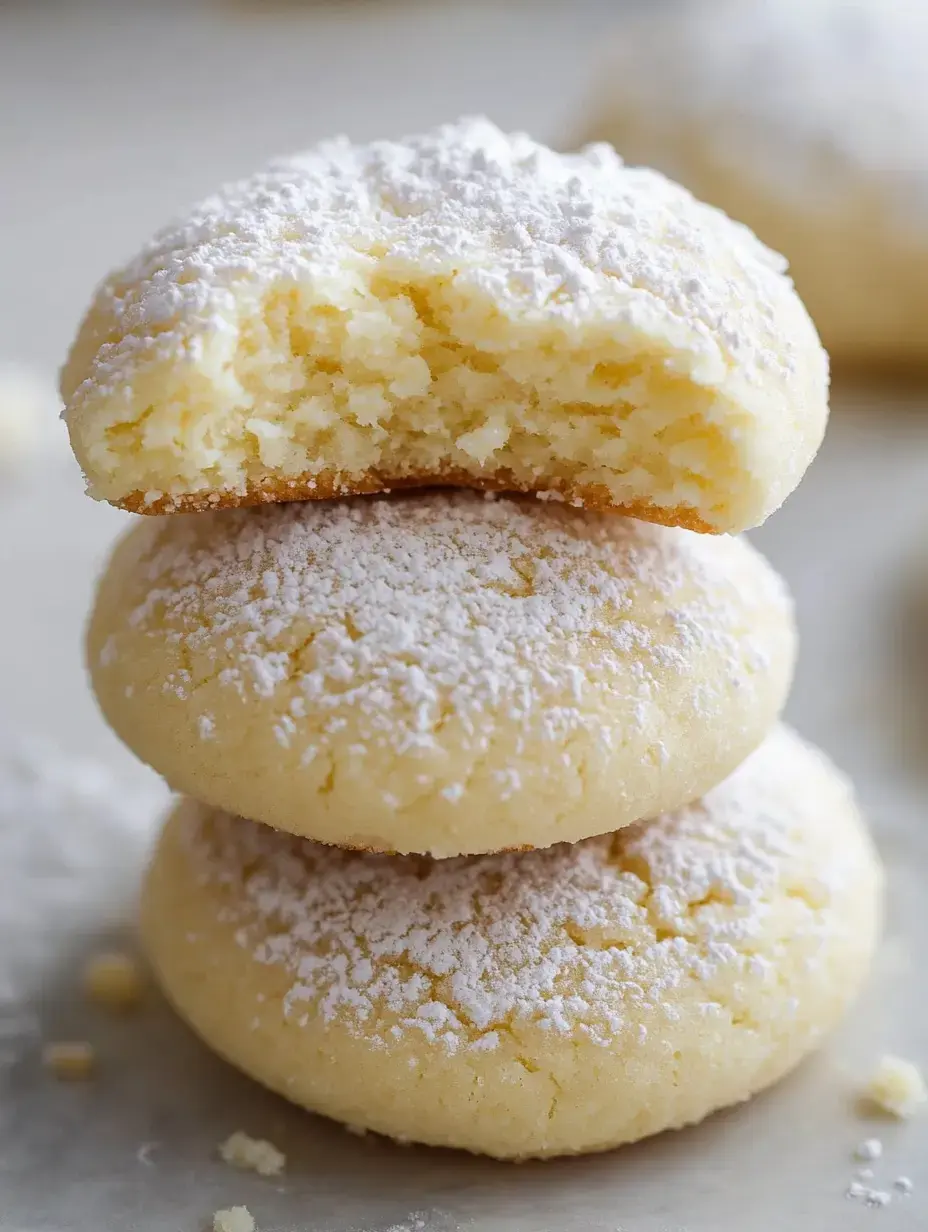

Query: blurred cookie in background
0;361;65;477
575;0;928;372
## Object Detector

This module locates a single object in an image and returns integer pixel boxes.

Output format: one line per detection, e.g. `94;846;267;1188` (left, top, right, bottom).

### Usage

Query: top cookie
61;118;827;533
577;0;928;368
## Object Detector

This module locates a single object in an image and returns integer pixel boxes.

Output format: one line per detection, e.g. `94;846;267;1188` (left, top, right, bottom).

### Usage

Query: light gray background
1;3;927;1229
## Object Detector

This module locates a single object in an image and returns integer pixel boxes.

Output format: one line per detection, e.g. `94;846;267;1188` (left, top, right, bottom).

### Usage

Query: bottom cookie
141;726;881;1160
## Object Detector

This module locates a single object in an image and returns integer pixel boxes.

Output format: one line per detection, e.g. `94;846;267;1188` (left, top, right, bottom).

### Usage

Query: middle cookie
88;491;795;855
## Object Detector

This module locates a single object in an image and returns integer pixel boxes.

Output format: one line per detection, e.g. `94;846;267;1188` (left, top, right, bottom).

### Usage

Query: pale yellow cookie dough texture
83;950;144;1011
864;1055;928;1119
213;1209;255;1232
141;727;882;1160
61;118;828;533
87;490;795;857
576;0;928;369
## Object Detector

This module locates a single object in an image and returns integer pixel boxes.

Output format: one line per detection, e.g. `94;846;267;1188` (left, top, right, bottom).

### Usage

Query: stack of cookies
63;120;881;1160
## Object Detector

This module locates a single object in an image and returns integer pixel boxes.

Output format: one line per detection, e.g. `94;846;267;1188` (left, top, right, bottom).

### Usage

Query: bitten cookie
141;727;882;1160
62;117;827;532
576;0;928;369
88;491;795;856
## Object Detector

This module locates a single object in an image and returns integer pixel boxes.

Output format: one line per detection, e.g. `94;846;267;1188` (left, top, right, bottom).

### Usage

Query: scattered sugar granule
219;1131;286;1177
83;951;144;1011
42;1040;95;1080
864;1054;927;1118
846;1180;892;1209
212;1207;255;1232
855;1137;883;1162
894;1176;914;1196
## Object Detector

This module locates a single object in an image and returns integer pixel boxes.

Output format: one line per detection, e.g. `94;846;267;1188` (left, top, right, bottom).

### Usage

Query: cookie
140;727;882;1159
88;490;795;856
0;361;60;472
62;117;827;532
577;0;928;369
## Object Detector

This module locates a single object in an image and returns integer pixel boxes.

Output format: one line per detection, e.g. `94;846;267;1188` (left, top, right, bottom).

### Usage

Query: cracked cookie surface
88;490;795;854
141;726;881;1158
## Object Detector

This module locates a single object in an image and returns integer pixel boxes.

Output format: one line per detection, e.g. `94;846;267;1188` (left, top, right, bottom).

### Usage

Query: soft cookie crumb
219;1131;286;1177
864;1054;927;1118
83;951;144;1011
42;1040;95;1079
854;1137;883;1161
212;1207;255;1232
846;1180;892;1209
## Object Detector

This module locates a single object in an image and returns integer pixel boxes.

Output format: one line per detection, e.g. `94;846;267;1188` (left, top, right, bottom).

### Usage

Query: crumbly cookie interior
79;269;744;526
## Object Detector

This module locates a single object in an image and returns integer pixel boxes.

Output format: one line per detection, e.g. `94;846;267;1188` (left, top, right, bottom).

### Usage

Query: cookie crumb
83;951;144;1011
212;1206;255;1232
219;1131;286;1177
846;1180;892;1209
136;1140;159;1166
864;1054;927;1118
855;1137;883;1162
42;1040;95;1079
894;1176;914;1196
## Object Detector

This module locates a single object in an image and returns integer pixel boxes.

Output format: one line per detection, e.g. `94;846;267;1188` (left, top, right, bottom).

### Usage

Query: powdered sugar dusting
0;737;166;1007
117;491;789;757
65;116;815;416
179;727;868;1054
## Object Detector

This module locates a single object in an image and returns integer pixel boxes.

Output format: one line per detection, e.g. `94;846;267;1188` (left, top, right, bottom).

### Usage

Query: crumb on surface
865;1054;927;1118
846;1180;892;1209
212;1206;255;1232
854;1137;883;1162
219;1131;286;1178
83;950;144;1011
42;1040;95;1079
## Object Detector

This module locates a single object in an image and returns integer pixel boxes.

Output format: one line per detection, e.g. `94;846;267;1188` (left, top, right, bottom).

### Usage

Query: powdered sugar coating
63;116;820;418
111;490;789;757
174;727;876;1054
